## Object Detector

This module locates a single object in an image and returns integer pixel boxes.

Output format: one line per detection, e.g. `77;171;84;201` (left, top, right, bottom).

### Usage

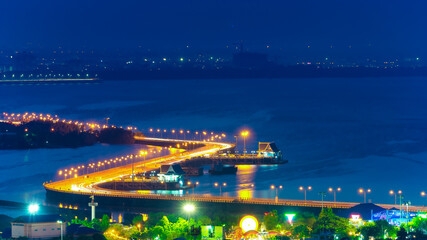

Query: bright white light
183;204;195;212
29;204;39;214
240;215;258;232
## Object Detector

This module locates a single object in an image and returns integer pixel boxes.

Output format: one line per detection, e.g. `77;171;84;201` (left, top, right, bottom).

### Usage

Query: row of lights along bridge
147;128;227;142
186;183;427;205
2;113;229;143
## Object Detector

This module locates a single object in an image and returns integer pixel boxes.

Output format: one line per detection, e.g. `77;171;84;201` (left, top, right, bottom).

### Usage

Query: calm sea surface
1;77;427;216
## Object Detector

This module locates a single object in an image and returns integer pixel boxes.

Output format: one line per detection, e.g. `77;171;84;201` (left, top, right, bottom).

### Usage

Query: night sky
1;0;426;57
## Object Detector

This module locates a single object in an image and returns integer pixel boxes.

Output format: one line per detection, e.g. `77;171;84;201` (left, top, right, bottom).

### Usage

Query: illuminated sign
285;214;296;225
239;215;259;233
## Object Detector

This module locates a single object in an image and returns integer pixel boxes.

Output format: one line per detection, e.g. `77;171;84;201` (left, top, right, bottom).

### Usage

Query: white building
11;215;65;239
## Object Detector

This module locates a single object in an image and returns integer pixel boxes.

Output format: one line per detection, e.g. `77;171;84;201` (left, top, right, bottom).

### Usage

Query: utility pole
399;194;404;226
88;195;98;221
319;192;327;209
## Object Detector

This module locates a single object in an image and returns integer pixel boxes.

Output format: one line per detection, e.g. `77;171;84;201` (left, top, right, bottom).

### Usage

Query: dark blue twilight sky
1;0;426;57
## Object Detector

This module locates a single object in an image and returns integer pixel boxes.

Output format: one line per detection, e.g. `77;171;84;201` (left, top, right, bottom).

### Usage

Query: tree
293;224;311;239
264;210;280;231
313;208;355;238
93;215;110;232
132;215;144;227
359;222;380;239
397;227;407;240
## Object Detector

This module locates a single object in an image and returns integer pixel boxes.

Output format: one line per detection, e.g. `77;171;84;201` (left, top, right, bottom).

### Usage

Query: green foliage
312;208;355;237
357;220;397;239
293;224;311;239
359;222;380;239
93;215;110;232
132;215;143;226
409;216;427;233
145;216;190;240
294;212;316;228
263;210;280;231
71;218;93;228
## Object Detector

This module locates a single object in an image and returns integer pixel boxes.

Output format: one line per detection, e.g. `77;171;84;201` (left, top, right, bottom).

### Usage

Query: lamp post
319;192;327;209
57;220;63;240
183;203;196;236
358;188;371;203
397;194;405;225
214;182;227;196
404;201;411;233
188;181;199;196
421;191;426;206
328;187;341;202
241;131;249;156
140;150;148;169
389;190;403;205
271;185;283;203
299;186;312;202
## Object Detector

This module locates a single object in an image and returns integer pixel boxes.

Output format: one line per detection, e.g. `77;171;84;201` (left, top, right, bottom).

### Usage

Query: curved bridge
45;136;234;197
44;136;427;212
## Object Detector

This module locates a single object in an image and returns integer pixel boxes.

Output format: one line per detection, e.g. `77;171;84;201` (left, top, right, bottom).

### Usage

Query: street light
358;188;371;203
183;203;195;221
57;220;63;240
421;191;426;205
241;131;249;156
328;187;341;202
188;181;199;195
389;190;403;205
183;203;195;213
28;204;39;214
299;186;312;202
271;185;283;203
214;182;227;196
404;201;411;232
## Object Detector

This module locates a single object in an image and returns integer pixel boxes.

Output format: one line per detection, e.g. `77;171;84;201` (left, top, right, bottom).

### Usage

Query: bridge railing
47;186;402;209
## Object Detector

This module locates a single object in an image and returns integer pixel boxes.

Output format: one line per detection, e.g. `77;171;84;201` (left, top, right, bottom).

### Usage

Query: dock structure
183;141;287;166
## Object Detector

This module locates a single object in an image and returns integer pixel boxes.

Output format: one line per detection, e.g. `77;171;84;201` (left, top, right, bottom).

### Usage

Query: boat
208;163;237;175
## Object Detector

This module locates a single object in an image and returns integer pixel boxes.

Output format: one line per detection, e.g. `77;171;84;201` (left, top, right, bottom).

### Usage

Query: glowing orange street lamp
271;185;283;203
328;187;341;202
299;186;312;201
389;190;403;205
214;182;227;196
359;188;371;203
241;131;249;156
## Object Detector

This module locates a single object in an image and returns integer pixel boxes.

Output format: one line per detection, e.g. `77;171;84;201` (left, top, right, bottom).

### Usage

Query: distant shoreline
97;66;427;81
0;78;98;84
1;66;426;84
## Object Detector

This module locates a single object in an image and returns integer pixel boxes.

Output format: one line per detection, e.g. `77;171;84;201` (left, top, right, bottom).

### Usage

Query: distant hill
0;214;13;232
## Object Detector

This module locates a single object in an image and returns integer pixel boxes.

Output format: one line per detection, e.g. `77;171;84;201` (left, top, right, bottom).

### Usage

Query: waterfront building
11;215;65;239
158;164;186;186
258;142;281;159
